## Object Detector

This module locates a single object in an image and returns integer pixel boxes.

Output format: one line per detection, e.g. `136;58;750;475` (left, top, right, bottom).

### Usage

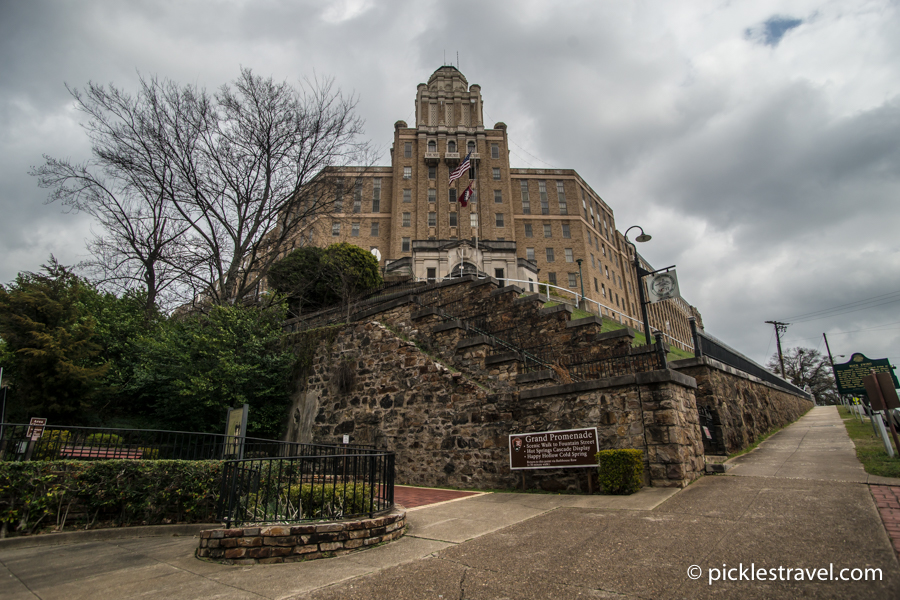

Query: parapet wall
671;356;814;454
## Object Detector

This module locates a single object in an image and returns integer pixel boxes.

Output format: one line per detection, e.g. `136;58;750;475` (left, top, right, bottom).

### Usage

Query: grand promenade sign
509;428;599;470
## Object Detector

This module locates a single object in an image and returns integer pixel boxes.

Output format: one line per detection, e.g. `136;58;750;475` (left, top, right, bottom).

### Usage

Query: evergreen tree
0;259;108;423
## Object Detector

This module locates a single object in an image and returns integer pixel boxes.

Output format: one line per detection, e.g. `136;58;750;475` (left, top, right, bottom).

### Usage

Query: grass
838;406;900;478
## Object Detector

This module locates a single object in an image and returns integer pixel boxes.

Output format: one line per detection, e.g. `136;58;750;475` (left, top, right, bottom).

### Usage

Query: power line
782;289;900;323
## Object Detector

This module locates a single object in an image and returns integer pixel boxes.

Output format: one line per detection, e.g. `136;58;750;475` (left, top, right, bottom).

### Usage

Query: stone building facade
299;65;702;353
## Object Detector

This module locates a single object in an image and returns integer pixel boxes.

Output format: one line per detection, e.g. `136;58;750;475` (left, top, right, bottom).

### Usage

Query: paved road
2;406;899;599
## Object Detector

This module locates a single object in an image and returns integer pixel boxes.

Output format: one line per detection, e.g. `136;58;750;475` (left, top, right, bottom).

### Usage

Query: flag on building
458;181;475;207
449;152;472;184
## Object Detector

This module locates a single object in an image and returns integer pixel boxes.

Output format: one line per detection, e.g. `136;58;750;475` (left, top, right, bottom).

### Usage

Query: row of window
524;223;572;238
405;141;501;159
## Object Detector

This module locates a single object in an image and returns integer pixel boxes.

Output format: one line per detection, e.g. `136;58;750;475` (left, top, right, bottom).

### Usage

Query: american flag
448;152;472;184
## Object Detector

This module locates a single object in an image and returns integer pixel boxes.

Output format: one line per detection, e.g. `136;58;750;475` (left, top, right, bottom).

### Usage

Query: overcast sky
2;0;899;369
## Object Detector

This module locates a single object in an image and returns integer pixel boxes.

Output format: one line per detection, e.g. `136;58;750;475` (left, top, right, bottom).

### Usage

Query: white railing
415;274;694;352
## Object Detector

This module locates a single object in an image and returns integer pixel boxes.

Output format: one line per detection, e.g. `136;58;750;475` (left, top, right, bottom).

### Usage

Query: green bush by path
0;460;222;537
596;449;644;495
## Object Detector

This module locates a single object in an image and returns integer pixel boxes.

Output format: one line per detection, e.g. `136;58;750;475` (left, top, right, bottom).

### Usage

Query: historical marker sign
509;428;599;470
833;353;899;395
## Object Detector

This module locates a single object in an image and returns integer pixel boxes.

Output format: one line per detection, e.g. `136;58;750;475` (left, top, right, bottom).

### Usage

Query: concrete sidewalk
2;406;899;599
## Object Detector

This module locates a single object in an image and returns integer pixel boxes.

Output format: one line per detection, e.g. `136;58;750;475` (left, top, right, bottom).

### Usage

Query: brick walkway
871;485;900;555
394;485;481;509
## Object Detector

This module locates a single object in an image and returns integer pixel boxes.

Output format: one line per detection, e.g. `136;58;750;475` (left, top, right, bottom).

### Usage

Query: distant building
298;66;702;351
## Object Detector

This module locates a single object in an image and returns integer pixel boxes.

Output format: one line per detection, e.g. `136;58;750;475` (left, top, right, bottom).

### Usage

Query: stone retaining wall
672;356;814;454
196;509;406;565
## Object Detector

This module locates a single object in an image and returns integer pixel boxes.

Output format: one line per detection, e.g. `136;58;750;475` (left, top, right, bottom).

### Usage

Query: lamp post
575;258;585;310
624;226;653;346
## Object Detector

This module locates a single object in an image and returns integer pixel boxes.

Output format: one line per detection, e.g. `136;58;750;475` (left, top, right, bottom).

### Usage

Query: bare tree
33;69;370;310
767;347;838;405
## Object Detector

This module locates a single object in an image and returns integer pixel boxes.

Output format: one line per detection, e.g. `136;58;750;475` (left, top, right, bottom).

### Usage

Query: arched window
451;261;480;277
428;140;436;152
448;140;456;153
467;141;476;154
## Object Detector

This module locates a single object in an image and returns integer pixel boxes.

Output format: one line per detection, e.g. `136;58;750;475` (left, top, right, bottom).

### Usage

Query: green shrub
32;430;72;460
0;460;223;537
244;481;374;523
84;433;125;446
595;449;644;495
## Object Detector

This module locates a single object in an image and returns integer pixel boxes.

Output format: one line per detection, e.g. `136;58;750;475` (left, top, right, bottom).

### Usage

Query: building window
491;143;499;159
562;223;571;238
493;168;500;180
427;267;436;282
568;273;578;288
428;212;437;227
524;223;533;237
403;166;411;179
526;247;535;261
520;180;530;214
332;222;340;236
539;181;549;214
449;211;457;227
402;212;411;227
543;223;552;238
449;188;456;203
548;272;557;286
582;188;588;216
602;283;606;297
494;189;502;203
594;277;599;292
590;254;595;268
402;237;410;252
467;140;475;154
351;222;360;237
546;247;555;262
371;221;379;236
590;205;595;227
372;178;381;212
428;189;436;203
448;140;456;153
557;181;567;215
495;268;505;286
470;213;478;228
606;266;610;278
404;142;412;158
427;140;436;152
495;213;504;227
565;248;574;262
428;165;436;179
335;179;344;212
403;189;411;203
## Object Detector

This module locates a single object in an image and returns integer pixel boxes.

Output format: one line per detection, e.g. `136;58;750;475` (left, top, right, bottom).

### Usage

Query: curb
0;523;221;550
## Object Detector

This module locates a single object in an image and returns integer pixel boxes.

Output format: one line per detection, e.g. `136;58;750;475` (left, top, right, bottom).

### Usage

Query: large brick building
303;65;702;351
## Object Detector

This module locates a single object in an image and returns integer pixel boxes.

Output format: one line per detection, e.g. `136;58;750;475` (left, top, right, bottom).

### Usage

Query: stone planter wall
196;509;406;565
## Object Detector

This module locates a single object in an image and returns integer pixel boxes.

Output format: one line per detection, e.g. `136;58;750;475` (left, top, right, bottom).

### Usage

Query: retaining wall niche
671;356;814;454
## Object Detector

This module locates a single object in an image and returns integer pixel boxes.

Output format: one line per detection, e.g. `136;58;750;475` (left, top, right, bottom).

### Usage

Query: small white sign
645;270;680;304
343;434;350;445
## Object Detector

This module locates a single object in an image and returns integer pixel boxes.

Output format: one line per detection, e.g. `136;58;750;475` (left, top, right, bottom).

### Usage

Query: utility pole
765;321;790;378
823;333;843;405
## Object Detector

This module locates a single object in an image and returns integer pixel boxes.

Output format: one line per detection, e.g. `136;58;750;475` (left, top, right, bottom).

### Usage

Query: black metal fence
522;345;666;381
693;329;812;399
217;449;395;526
0;423;373;463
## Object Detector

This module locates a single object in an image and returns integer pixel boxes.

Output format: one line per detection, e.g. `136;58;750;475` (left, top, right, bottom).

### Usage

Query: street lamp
624;225;653;346
575;258;585;310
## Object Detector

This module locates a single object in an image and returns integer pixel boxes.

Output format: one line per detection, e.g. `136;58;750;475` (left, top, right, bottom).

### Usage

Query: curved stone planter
196;509;406;565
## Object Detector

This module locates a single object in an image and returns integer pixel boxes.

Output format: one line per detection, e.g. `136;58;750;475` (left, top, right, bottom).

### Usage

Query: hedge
595;449;644;495
0;460;222;538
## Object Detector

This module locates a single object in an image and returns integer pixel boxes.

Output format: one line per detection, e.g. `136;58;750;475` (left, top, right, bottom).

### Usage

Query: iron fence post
655;332;667;370
689;317;702;358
